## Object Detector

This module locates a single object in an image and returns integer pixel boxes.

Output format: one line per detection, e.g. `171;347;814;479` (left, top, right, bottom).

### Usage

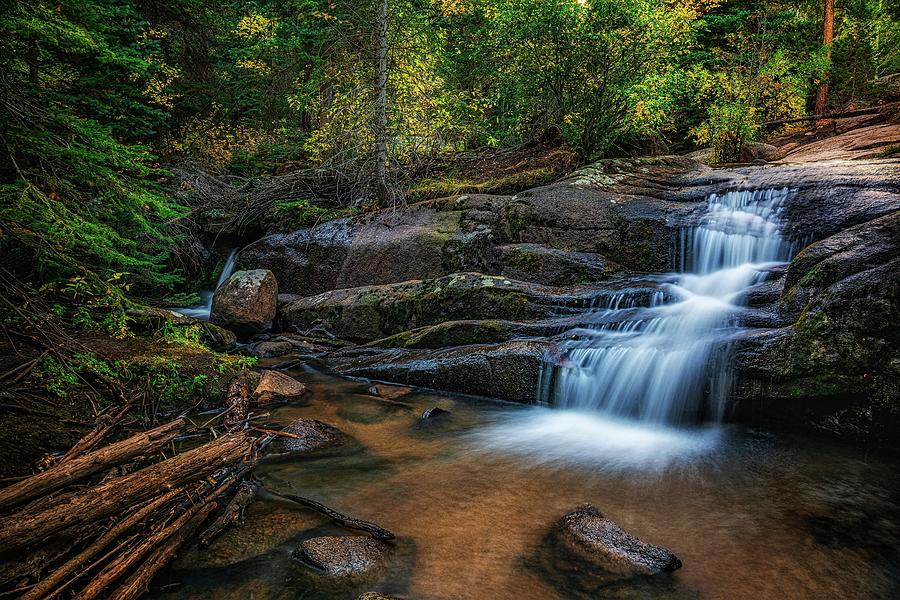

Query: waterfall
546;188;795;425
177;248;239;319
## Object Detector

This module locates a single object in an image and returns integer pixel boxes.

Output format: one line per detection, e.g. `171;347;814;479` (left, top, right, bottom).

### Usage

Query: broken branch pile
0;416;261;600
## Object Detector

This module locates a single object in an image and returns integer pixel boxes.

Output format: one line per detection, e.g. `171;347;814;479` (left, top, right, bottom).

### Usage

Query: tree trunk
374;0;389;205
815;0;835;115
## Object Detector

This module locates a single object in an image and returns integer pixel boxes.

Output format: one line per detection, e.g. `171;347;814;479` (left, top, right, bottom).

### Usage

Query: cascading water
545;188;795;426
176;248;239;319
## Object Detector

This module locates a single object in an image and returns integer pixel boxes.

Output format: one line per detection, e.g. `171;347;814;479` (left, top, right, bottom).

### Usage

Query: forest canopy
1;0;898;296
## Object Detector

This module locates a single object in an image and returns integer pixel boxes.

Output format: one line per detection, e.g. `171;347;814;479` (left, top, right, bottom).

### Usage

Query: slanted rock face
253;370;306;406
555;504;682;577
278;273;559;342
733;209;900;443
294;536;390;576
211;269;278;334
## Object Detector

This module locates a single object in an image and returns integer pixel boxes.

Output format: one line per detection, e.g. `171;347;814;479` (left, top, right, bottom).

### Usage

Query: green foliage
0;0;186;291
692;100;759;163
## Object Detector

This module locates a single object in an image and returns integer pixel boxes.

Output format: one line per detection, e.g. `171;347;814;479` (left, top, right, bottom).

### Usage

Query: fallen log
0;431;254;553
19;489;182;600
77;494;217;600
0;420;184;513
267;489;395;541
198;479;260;547
109;502;217;600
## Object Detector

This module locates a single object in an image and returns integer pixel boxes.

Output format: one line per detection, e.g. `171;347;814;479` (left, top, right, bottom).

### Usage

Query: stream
153;368;900;599
152;188;900;599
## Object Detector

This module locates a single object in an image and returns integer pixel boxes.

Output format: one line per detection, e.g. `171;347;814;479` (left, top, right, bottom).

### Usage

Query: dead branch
198;479;260;548
0;420;184;512
0;431;254;553
266;489;395;541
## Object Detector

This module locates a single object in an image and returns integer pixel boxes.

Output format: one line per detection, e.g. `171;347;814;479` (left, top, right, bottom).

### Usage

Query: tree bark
374;0;389;205
815;0;835;115
0;420;183;512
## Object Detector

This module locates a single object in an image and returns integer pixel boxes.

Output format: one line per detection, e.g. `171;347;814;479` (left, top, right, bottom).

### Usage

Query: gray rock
211;269;278;334
556;504;682;576
198;322;237;352
329;339;551;403
293;536;389;576
247;340;294;358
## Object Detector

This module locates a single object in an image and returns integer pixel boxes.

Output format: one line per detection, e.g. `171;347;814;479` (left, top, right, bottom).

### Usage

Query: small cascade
543;188;795;425
177;249;239;319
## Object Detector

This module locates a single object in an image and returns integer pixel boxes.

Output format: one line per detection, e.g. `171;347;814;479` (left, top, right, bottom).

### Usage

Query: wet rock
267;418;344;455
420;407;450;420
329;339;552;403
253;370;306;406
293;535;389;576
211;269;278;334
279;273;556;342
733;209;900;444
357;593;404;600
500;243;621;286
555;504;682;576
247;340;294;358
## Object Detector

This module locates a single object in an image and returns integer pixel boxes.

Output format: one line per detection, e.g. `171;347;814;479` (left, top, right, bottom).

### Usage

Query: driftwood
0;431;254;553
110;502;217;600
0;420;183;512
56;394;136;466
19;489;182;600
198;479;260;547
268;489;395;541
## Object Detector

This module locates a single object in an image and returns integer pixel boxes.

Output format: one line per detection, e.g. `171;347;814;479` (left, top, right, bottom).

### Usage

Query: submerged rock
253;370;306;406
293;535;390;576
556;504;682;576
420;407;450;420
211;269;278;334
267;418;343;455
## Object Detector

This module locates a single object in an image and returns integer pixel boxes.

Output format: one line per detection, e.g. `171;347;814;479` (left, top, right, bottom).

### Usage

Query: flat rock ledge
294;535;390;576
557;504;682;577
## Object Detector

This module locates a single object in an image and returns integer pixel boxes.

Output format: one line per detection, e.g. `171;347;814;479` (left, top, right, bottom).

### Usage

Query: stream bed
151;366;900;600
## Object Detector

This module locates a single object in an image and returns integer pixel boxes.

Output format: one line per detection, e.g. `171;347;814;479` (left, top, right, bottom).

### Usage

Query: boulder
253;370;306;406
247;340;294;358
293;536;390;576
555;504;682;576
267;418;344;455
211;269;278;334
239;157;722;296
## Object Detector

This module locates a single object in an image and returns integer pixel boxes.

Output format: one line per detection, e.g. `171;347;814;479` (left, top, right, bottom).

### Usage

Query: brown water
152;366;900;600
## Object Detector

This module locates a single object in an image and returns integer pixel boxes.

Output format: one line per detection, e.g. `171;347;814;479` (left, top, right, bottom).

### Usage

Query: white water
176;248;239;319
546;188;795;426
